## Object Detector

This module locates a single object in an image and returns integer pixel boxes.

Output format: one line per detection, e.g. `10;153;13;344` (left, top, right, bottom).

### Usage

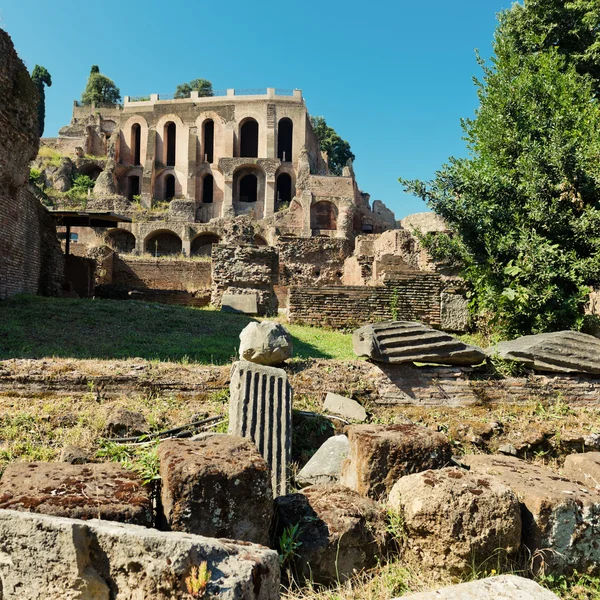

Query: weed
390;288;400;321
185;561;211;598
279;523;303;567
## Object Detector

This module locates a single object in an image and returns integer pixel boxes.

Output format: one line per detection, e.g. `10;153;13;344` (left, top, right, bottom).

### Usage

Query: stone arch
276;172;293;205
155;114;185;168
277;118;293;162
77;163;103;181
254;234;268;246
191;232;221;256
233;165;266;206
121;115;149;166
311;201;338;230
239;118;259;158
105;228;136;254
144;229;182;256
164;174;176;200
201;118;215;163
201;173;214;203
164;121;176;166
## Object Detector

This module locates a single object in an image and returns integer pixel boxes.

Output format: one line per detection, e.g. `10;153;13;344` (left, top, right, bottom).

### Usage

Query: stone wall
288;274;445;329
112;256;211;291
0;29;63;299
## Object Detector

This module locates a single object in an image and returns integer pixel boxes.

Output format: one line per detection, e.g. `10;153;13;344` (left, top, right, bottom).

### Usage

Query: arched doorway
131;123;141;166
105;229;136;254
165;174;176;200
311;201;338;230
276;173;292;205
240;119;258;158
191;233;220;256
277;118;293;162
145;230;182;256
203;120;214;163
239;174;258;203
165;122;176;166
202;174;214;203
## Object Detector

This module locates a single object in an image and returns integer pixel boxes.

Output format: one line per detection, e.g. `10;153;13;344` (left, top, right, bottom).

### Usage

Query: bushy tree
31;65;52;137
81;65;121;106
401;10;600;337
310;116;355;176
174;78;213;99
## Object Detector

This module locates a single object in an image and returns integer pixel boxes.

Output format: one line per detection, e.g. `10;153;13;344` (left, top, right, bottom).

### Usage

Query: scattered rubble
239;320;293;365
296;434;350;487
323;392;367;421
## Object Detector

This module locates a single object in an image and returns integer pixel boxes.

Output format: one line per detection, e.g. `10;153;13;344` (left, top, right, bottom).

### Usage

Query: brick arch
121;116;149;167
144;229;182;256
105;228;136;254
191;232;221;256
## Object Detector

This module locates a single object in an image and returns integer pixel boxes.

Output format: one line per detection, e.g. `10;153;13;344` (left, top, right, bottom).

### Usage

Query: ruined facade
0;29;63;299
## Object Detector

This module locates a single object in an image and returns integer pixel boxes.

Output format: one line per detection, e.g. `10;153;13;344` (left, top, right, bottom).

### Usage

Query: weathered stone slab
158;436;272;545
440;292;469;332
396;575;559;599
353;321;486;365
491;331;600;374
221;292;258;314
323;392;367;421
239;320;293;365
388;468;522;577
0;508;279;600
340;424;452;500
229;360;292;496
0;462;152;525
274;484;388;585
563;451;600;491
462;454;600;574
296;435;349;487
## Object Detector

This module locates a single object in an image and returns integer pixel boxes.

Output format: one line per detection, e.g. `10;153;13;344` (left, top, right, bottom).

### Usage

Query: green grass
0;295;353;364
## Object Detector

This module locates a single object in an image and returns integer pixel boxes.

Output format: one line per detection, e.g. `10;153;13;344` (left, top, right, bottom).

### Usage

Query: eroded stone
239;320;293;365
563;451;600;491
296;435;349;487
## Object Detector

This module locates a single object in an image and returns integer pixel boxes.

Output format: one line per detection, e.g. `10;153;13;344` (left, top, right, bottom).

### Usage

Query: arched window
276;173;292;204
165;174;175;200
240;119;259;158
277;118;293;162
131;123;141;166
165;121;176;166
203;120;214;163
239;174;258;202
202;174;214;203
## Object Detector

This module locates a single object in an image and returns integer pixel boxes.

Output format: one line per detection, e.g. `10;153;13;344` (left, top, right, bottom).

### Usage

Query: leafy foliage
174;78;213;99
401;5;600;338
310;115;355;176
81;65;121;106
31;65;52;137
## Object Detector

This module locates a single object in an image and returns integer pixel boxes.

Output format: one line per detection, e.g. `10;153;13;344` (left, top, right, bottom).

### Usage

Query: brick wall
112;256;211;290
288;273;442;329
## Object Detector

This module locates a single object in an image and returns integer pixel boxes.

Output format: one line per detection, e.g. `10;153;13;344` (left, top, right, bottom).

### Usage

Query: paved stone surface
341;424;452;499
396;575;559;599
296;435;349;487
0;508;279;600
0;462;152;525
563;451;600;491
323;392;367;421
158;436;272;545
229;360;292;496
221;292;259;314
462;454;600;574
274;484;388;585
239;320;293;365
388;467;522;577
492;331;600;374
353;321;486;365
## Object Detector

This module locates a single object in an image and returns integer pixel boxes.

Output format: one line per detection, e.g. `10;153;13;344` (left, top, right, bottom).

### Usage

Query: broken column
229;360;292;496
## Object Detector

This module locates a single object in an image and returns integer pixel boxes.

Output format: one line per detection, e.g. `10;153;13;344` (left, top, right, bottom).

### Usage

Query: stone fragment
340;424;452;500
222;292;258;314
563;452;600;491
158;436;272;545
491;330;600;374
59;444;91;464
0;462;152;525
388;468;522;577
296;435;349;487
239;320;293;365
462;454;600;574
353;321;486;365
274;484;388;585
323;392;367;421
0;509;279;600
440;291;469;333
396;575;559;600
104;408;149;438
229;360;292;496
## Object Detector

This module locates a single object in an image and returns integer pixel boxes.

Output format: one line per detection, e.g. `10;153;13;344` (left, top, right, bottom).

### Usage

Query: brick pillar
223;179;234;217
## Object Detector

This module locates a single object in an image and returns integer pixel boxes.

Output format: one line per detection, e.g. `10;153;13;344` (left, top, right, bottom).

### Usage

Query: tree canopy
31;65;52;137
174;78;213;99
401;1;600;338
81;66;121;106
310;116;355;176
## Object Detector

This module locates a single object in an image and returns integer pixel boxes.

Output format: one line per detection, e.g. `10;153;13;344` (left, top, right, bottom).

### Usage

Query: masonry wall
0;29;63;299
287;274;443;329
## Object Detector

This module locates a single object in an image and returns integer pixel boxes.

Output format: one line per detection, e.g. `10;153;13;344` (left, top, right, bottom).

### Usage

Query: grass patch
37;146;63;167
0;295;353;363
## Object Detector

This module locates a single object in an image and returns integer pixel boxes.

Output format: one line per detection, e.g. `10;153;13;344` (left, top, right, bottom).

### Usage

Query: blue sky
1;0;513;219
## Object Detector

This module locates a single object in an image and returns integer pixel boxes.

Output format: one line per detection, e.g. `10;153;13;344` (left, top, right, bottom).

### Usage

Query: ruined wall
0;29;63;299
288;274;444;329
112;256;211;290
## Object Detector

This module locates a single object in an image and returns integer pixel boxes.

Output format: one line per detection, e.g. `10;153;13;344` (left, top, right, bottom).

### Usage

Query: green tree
401;15;600;337
174;78;213;99
31;65;52;137
310;115;355;176
81;65;121;106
